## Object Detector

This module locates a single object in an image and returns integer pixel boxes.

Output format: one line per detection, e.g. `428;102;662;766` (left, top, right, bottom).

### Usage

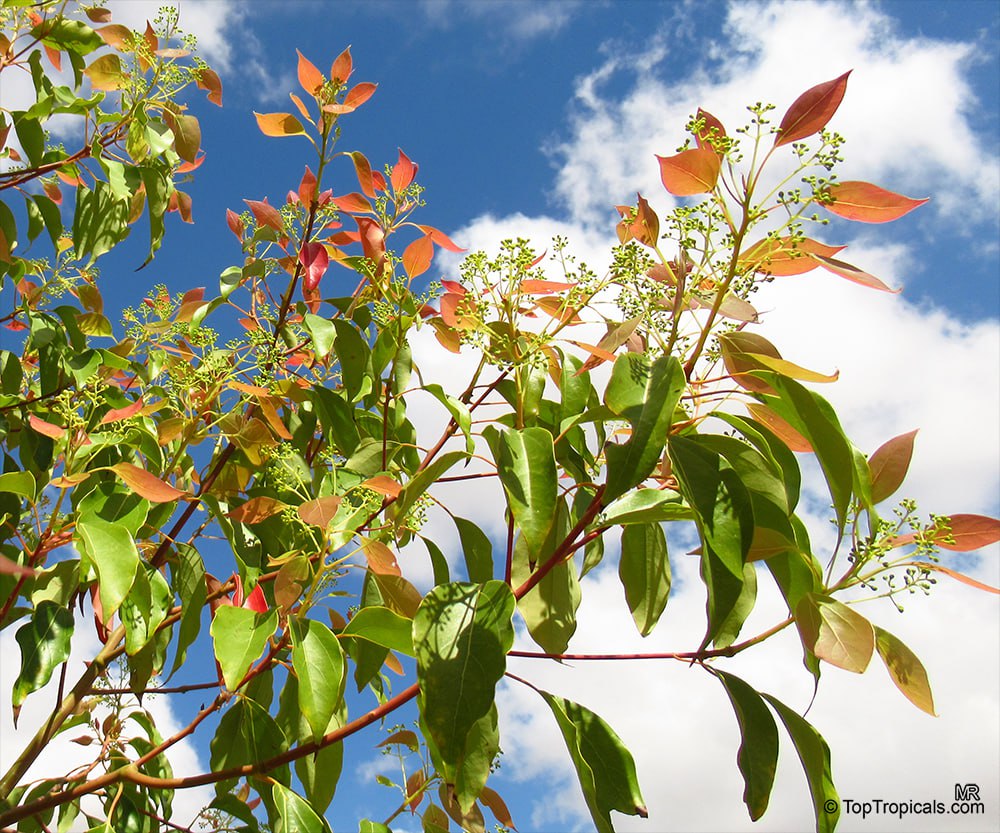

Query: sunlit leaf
83;53;124;90
740;236;845;276
933;514;1000;552
291;618;346;743
111;462;187;503
619;521;671;636
656;147;721;196
823;180;928;223
775;71;851;147
210;605;277;691
244;198;283;232
299;241;329;291
77;519;138;623
298;496;343;529
795;593;874;673
163;111;201;163
868;429;918;504
297;49;325;96
810;253;899;292
195;66;223;106
403;234;433;279
12;602;74;717
873;626;935;715
391;148;418;191
254;111;306;137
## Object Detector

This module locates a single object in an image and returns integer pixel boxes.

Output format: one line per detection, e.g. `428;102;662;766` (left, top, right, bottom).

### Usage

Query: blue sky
2;2;998;832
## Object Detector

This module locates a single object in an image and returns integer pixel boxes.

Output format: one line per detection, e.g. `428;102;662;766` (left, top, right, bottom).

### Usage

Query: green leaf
484;425;557;560
455;516;494;583
619;521;670;636
715;413;801;512
599;488;691;526
341;605;415;656
210;698;289;794
422;383;475;455
77;518;138;623
333;319;374;403
12;601;74;714
511;499;580;653
422;537;451;585
873;625;935;715
795;593;874;673
603;354;684;501
761;693;839;833
668;435;754;575
210;605;278;691
291;618;346;744
714;670;778;821
756;374;855;540
72;180;129;264
120;565;171;656
138;166;171;267
168;543;206;678
712;561;757;649
394;450;467;522
415;581;514;811
359;821;392;833
303;313;337;360
0;471;35;500
296;736;343;817
539;690;647;833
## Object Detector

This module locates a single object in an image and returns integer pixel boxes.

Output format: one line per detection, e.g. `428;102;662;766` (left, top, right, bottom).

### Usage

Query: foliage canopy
0;3;997;832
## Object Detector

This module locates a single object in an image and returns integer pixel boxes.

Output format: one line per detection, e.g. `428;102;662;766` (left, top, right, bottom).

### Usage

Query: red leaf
440;293;477;329
632;192;659;247
810;253;899;292
254;111;306;137
741;236;846;276
347;151;376;198
440;280;466;295
28;414;65;440
823;181;929;224
775;71;851;147
0;554;35;578
43;179;62;205
934;515;1000;552
534;296;582;325
331;46;353;84
196;67;223;106
228;496;286;524
100;398;144;425
403;234;434;279
111;462;187;503
298;241;329;291
176;153;206;174
243;583;269;612
868;429;918;504
416;224;465;252
918;563;999;594
694;107;727;152
296;49;324;96
363;539;400;576
298;166;317;207
364;476;402;498
298;496;343;528
391;148;418;192
169;189;193;223
656;148;721;196
226;208;245;240
746;404;812;452
244;199;283;232
331;192;372;213
44;44;61;72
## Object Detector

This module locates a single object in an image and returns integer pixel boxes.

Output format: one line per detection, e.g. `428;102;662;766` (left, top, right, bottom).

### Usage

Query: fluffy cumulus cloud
423;2;999;831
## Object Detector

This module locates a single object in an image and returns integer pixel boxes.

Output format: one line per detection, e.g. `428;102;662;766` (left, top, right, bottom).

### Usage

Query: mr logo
955;784;981;801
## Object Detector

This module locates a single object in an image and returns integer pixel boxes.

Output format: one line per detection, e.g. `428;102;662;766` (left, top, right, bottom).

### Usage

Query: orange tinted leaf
289;92;311;120
775;71;851;147
296;49;324;96
440;280;465;295
226;209;244;239
480;786;516;830
143;20;158;55
347;151;376;197
96;23;131;50
356;216;387;269
694;107;727;152
362;539;400;576
85;7;112;22
934;514;1000;552
332;192;372;213
823;181;928;223
169;189;193;223
416;224;465;252
28;415;65;440
810;253;899;292
868;429;918;504
657;147;721;196
44;44;62;71
403;234;434;279
84;54;125;91
100;398;144;424
244;199;283;232
344;81;377;110
331;45;353;84
632;192;659;247
228;496;286;524
176;153;206;174
741;236;846;276
391;148;417;192
520;280;575;294
298;496;343;528
196;67;223;106
918;562;999;594
440;293;477;330
0;554;36;578
111;462;187;503
535;296;582;325
746;403;812;452
379;730;419;750
254;111;305;137
298;166;317;207
364;476;402;498
566;340;617;363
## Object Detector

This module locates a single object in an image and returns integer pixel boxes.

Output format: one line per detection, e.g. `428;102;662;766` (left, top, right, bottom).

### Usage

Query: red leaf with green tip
775;71;851;147
657;147;721;196
823;181;928;223
868;429;918;504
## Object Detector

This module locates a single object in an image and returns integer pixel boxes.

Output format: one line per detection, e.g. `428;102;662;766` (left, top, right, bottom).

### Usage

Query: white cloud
417;0;582;41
